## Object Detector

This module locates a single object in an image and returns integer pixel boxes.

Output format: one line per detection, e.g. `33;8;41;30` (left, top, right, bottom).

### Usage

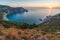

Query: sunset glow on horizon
0;0;60;8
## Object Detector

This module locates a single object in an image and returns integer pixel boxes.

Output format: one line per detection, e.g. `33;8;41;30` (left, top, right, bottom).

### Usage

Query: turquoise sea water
6;8;60;24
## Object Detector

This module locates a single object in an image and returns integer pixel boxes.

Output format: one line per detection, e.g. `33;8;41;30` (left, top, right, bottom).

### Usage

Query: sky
0;0;60;7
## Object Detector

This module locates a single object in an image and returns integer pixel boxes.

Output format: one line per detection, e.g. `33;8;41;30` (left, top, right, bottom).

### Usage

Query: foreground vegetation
0;25;60;40
0;20;60;40
0;20;38;29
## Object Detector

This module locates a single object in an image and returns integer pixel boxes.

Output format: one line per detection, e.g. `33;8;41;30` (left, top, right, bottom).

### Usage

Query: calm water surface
6;8;60;24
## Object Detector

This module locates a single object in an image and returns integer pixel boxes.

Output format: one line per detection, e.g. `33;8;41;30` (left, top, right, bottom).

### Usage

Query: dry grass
0;26;60;40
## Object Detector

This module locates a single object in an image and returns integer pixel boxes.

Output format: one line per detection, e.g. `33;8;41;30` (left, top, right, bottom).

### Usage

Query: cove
6;13;34;24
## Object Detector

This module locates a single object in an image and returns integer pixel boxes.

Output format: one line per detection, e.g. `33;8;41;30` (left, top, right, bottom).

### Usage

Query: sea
4;8;60;24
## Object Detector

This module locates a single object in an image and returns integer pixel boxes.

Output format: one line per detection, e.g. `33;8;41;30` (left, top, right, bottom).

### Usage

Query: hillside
0;5;28;14
40;13;60;26
0;5;28;20
0;20;38;29
37;13;60;33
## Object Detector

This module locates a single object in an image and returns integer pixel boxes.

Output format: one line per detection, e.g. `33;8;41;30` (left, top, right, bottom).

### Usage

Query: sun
48;6;53;8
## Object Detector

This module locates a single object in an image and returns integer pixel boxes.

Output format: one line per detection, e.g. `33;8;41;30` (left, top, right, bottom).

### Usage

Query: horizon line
0;4;60;8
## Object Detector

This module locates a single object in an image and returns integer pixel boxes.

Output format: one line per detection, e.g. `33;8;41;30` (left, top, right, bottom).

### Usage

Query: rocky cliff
40;13;60;26
0;5;28;20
